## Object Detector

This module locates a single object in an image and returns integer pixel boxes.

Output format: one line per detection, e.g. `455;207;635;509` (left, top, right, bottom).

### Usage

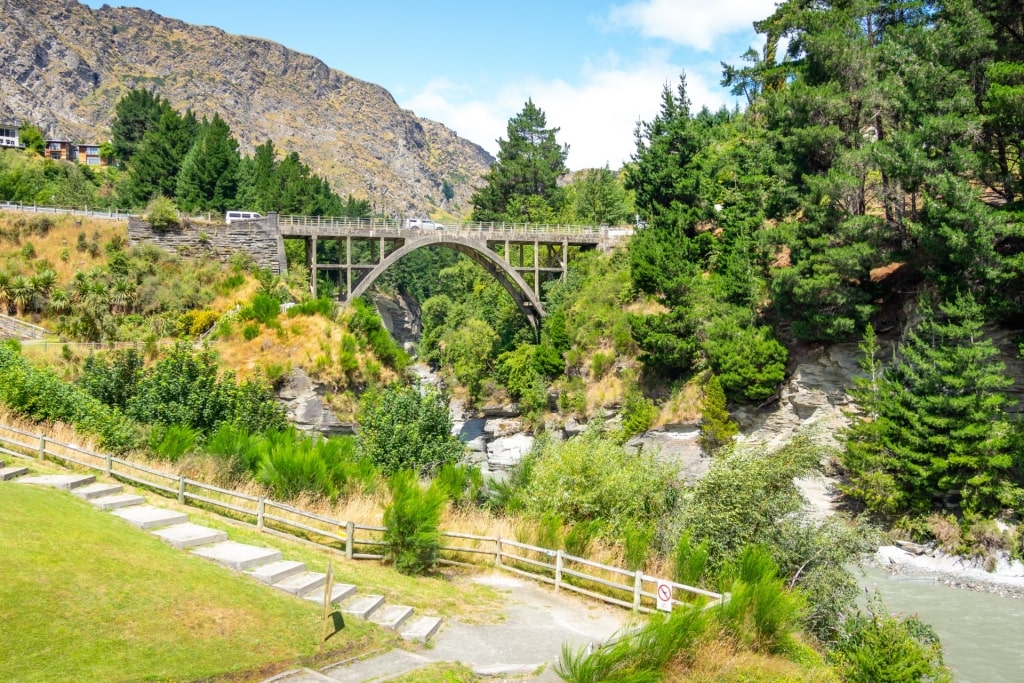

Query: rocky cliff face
0;0;493;215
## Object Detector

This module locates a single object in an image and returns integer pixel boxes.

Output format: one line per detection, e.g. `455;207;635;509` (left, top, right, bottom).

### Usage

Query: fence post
495;537;503;568
345;521;354;560
105;452;112;476
37;435;46;461
177;475;185;504
555;550;564;591
633;570;643;611
257;496;265;530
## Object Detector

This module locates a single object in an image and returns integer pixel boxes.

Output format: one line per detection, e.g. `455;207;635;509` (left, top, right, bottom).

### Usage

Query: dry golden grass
0;213;125;283
668;638;839;682
624;298;670;316
585;372;625;412
656;378;706;427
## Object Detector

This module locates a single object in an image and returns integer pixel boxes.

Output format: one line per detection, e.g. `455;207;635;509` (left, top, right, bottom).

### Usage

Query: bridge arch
347;234;546;329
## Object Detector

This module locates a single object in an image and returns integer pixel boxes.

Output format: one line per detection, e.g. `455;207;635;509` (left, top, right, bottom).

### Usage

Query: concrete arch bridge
269;214;627;328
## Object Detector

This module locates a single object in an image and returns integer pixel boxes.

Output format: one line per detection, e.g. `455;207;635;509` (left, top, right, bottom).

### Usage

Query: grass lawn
0;483;391;682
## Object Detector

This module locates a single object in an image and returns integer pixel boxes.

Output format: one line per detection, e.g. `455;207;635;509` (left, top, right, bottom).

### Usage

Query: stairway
5;464;443;644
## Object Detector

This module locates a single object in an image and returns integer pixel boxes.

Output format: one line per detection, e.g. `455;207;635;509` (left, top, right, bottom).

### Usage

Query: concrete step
247;560;306;585
262;668;336;682
341;594;385;620
400;616;443;642
192;541;282;571
321;649;433;683
273;571;326;596
369;604;414;631
0;465;28;481
17;473;95;490
89;493;145;510
152;523;228;549
111;504;188;530
72;482;124;499
302;582;357;606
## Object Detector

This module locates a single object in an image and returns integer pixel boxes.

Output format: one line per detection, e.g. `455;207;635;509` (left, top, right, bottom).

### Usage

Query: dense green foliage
843;299;1023;518
520;427;676;538
470;99;569;223
833;595;952;683
0;343;139;452
382;469;447;575
355;382;464;475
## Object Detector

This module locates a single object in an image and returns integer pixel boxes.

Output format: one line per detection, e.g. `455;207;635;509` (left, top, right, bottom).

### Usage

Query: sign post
655;579;673;612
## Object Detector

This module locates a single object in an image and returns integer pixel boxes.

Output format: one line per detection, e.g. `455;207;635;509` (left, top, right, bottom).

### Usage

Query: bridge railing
277;214;633;239
0;201;134;221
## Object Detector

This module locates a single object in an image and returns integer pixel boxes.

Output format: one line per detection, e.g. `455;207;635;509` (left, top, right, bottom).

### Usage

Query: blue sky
81;1;777;170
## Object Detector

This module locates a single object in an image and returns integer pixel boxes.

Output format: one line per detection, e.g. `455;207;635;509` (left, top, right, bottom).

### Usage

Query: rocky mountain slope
0;0;493;215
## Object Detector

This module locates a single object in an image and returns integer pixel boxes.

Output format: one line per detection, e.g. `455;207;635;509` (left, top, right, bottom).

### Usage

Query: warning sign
655;580;673;612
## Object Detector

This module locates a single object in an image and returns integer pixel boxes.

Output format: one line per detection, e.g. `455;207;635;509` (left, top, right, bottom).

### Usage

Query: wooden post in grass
321;561;335;642
37;435;45;461
177;475;185;504
257;496;265;530
633;570;643;611
345;521;354;560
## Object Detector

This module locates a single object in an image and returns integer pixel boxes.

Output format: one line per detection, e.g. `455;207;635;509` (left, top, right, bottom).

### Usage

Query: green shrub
255;429;338;500
556;604;707;682
349;297;409;372
433;463;484;508
699;374;738;453
672;531;710;589
242;293;282;326
0;344;139;453
833;594;952;682
148;424;201;461
356;383;464;475
619;386;657;441
589;351;614;379
523;427;676;538
242;322;260;341
287;296;337;319
564;520;602;557
715;545;805;654
382;470;447;575
144;196;179;230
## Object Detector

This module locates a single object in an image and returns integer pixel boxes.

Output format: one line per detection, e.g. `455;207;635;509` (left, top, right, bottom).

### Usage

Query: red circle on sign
658;584;672;602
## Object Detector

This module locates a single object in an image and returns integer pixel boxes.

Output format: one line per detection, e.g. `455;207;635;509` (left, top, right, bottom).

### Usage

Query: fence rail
0;201;134;221
277;214;630;240
0;422;722;613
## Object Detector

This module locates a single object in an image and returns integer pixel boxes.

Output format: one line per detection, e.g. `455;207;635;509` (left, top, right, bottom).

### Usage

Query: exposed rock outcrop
276;368;352;437
0;0;493;215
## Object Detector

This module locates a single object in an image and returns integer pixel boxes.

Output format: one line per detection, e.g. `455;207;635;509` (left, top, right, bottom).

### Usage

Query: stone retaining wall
127;213;286;275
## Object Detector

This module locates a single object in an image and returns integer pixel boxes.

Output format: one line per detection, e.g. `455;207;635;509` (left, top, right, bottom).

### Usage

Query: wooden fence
0;422;723;613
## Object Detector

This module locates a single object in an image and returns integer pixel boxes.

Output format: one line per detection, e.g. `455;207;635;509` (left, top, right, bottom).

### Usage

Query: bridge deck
277;215;614;245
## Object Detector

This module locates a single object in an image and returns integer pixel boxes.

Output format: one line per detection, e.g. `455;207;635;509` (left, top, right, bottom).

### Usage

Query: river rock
627;422;709;482
562;416;587;437
479;402;520;418
486;433;534;470
484;418;524;438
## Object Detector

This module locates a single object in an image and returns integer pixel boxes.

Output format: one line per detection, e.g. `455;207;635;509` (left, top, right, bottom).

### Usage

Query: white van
225;210;262;224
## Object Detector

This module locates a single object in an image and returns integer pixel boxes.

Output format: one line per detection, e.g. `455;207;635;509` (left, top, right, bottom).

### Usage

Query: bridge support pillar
533;239;540;296
345;236;352;298
309;237;318;297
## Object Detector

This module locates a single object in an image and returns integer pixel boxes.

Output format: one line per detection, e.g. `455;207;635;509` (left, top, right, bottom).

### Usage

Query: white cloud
608;0;776;51
407;56;727;171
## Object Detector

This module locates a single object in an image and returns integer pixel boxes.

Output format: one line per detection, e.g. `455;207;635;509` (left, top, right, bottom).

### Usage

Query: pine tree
470;99;569;222
125;106;198;206
111;88;166;164
175;114;239;212
842;296;1022;516
699;374;738;454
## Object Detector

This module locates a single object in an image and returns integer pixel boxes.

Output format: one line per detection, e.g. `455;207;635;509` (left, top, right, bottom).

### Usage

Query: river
860;565;1024;682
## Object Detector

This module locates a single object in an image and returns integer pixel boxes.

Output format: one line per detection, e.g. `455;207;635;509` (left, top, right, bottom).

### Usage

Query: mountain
0;0;494;215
